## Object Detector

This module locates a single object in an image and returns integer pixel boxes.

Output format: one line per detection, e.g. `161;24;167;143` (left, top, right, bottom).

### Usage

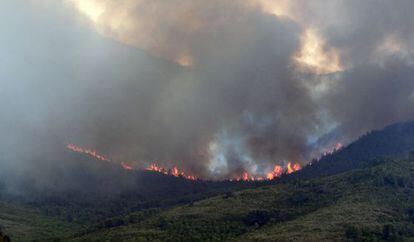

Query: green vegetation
0;201;79;241
4;157;414;241
290;121;414;181
0;163;261;241
3;121;414;241
72;158;414;241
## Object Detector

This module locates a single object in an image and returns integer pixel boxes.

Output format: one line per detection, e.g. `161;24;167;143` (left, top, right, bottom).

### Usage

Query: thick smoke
1;0;414;183
289;0;414;139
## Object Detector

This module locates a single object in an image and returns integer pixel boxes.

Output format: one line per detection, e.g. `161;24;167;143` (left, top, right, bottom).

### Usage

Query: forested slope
74;158;414;241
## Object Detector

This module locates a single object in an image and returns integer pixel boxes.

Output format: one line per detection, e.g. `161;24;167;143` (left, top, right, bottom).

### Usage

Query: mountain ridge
3;121;414;241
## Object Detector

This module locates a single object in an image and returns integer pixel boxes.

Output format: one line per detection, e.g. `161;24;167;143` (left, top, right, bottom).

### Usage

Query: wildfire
323;142;343;156
67;144;198;180
232;162;302;181
67;144;110;162
121;162;133;170
146;163;168;174
67;143;136;172
146;163;197;180
334;142;343;150
287;162;301;174
67;143;303;182
266;165;283;180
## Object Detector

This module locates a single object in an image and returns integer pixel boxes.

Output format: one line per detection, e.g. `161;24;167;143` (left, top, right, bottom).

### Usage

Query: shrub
156;217;169;230
223;191;234;199
243;210;270;227
345;225;362;241
382;224;399;241
104;218;125;228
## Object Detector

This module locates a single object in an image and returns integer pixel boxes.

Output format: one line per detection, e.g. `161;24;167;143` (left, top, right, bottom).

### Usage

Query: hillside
73;158;414;241
0;201;79;241
0;151;261;240
3;121;414;241
290;121;414;181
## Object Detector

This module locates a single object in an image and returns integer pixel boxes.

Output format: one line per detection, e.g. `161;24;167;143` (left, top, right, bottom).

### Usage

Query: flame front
67;143;135;172
266;165;283;180
146;163;197;180
323;142;343;156
67;144;110;162
233;162;301;181
67;143;305;181
287;162;301;174
67;144;198;179
146;163;167;174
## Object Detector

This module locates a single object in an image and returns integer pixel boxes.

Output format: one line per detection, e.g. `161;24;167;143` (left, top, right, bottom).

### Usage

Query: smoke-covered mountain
3;1;414;241
2;120;414;240
2;120;414;241
288;121;414;181
3;1;414;183
0;146;262;234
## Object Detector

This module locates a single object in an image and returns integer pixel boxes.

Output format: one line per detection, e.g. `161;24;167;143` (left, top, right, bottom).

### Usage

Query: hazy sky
1;0;414;179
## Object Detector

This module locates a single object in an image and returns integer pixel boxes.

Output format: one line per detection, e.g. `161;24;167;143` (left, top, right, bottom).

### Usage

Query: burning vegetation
66;142;346;181
66;144;198;180
146;163;197;180
66;144;110;162
229;162;301;182
66;143;312;182
323;142;343;156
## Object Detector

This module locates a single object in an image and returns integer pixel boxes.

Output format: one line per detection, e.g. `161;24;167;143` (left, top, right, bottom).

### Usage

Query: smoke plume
1;0;414;182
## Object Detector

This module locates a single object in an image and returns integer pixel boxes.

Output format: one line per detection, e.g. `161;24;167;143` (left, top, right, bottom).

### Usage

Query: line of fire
66;142;343;182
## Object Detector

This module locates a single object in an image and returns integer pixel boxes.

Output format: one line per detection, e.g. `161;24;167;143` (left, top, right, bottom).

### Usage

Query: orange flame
323;142;343;156
146;163;168;174
266;165;283;180
146;163;197;180
67;144;110;162
67;144;303;181
121;162;133;170
266;172;274;180
242;171;249;181
66;143;136;172
236;162;301;181
287;162;301;174
171;166;179;176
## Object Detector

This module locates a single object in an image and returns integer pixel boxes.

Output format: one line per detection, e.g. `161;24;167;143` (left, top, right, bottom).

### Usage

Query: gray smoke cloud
295;0;414;139
1;0;414;182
